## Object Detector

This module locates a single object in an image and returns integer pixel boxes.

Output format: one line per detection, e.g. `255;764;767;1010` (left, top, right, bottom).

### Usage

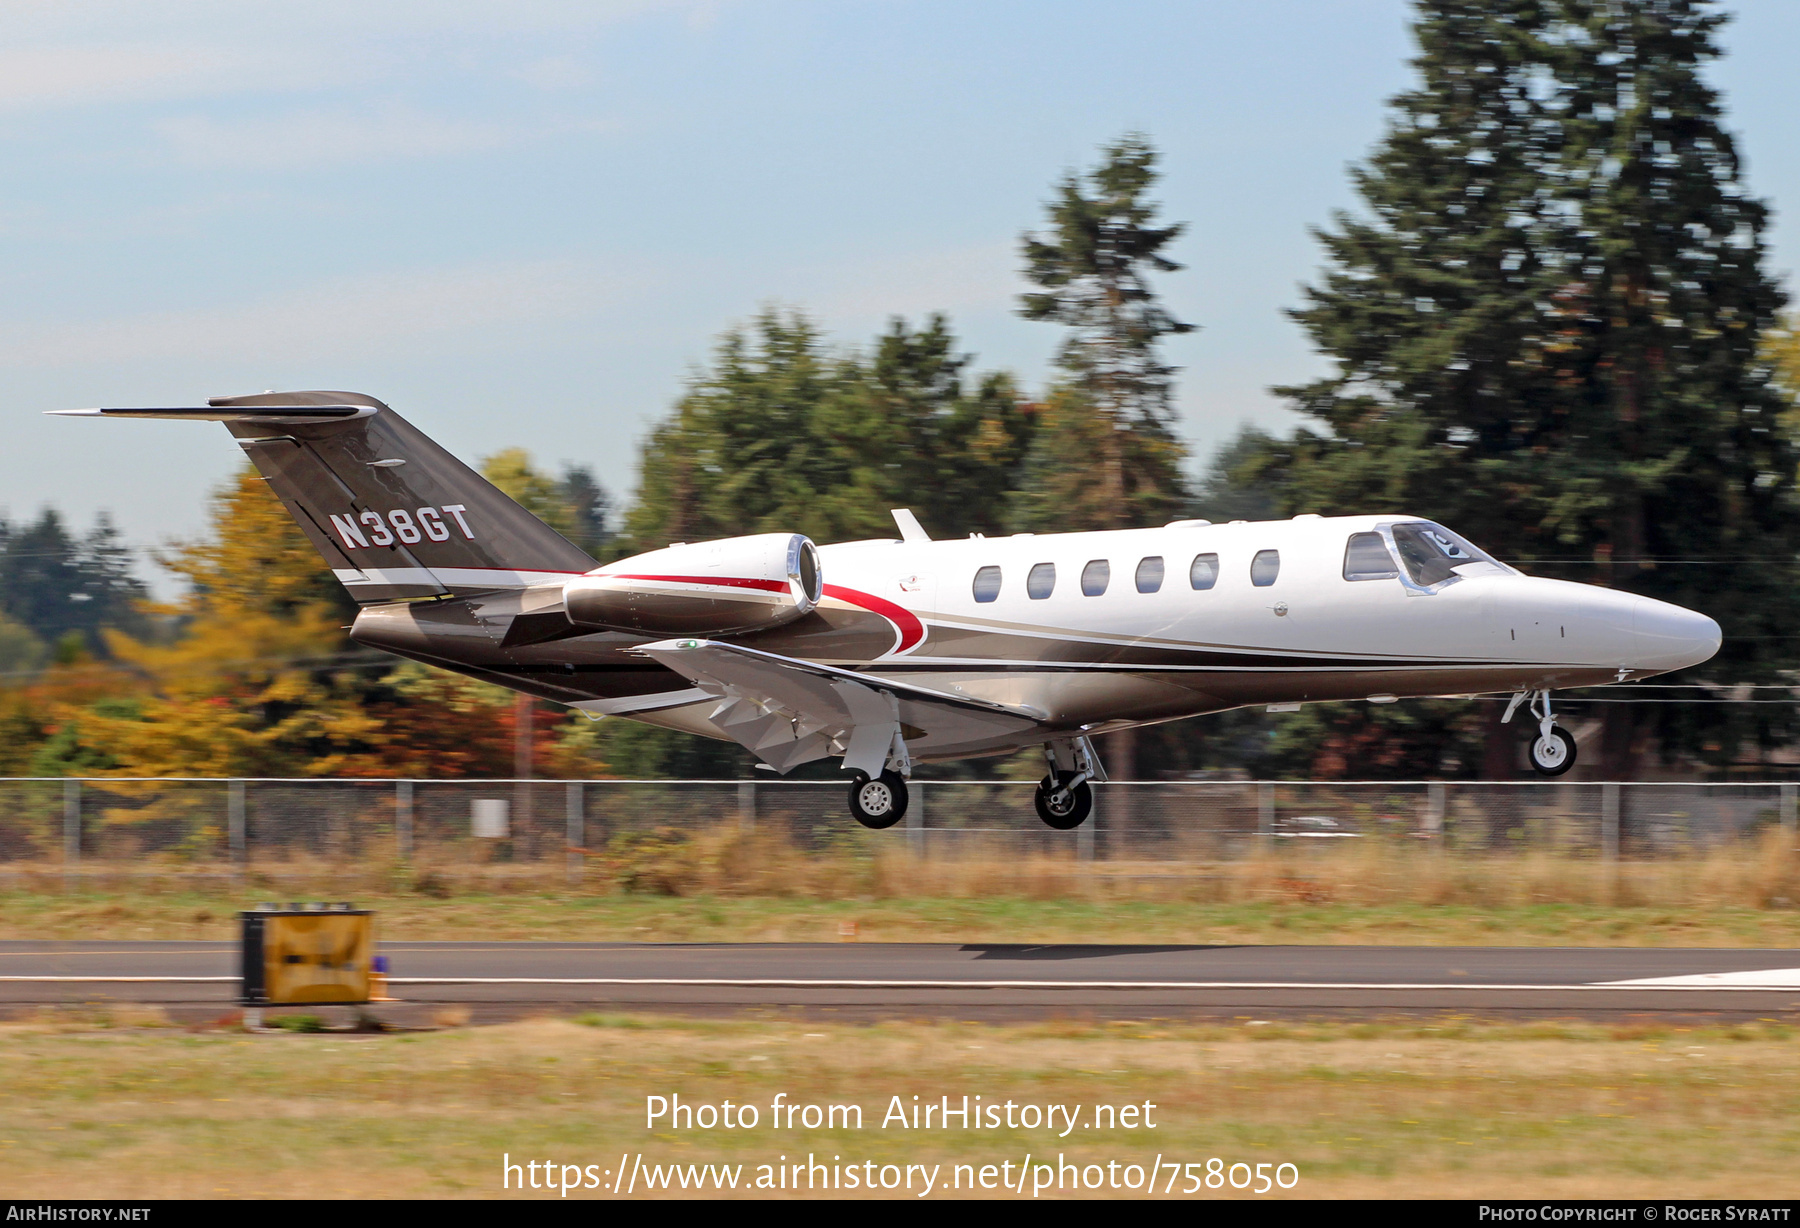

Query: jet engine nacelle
562;532;823;636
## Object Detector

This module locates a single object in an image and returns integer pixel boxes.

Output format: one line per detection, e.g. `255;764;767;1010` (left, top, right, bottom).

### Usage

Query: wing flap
631;638;1046;775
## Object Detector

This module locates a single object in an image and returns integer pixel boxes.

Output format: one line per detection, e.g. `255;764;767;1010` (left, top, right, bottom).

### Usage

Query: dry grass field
2;827;1797;946
0;1011;1796;1199
6;888;1800;947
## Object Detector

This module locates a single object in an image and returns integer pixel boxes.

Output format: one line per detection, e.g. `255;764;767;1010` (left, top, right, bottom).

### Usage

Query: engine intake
562;532;822;636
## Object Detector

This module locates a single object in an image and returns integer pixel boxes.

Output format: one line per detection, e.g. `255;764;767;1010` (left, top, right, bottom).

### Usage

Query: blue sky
3;1;1798;587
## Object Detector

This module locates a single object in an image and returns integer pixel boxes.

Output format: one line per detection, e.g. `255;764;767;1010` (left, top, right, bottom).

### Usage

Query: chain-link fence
0;777;1795;871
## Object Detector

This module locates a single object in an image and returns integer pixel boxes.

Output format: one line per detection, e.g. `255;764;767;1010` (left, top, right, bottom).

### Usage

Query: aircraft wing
630;638;1047;775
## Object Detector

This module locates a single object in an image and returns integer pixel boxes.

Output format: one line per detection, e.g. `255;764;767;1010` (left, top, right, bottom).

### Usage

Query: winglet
891;509;930;543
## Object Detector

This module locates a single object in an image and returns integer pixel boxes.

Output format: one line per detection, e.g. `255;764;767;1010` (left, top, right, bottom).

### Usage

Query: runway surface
3;941;1800;1021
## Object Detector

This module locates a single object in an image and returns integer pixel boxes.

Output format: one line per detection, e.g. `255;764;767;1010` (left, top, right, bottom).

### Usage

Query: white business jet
57;392;1721;829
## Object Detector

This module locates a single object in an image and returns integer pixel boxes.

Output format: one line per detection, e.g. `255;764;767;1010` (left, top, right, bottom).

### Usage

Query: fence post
907;781;924;857
228;778;246;876
737;781;756;833
1078;794;1094;864
1601;781;1620;864
1258;782;1276;841
395;780;414;862
1425;781;1446;845
1782;783;1796;847
567;782;584;883
62;778;80;888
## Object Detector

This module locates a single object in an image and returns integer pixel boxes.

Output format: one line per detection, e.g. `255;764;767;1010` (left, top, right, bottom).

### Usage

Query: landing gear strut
1034;737;1104;829
848;769;909;829
1506;689;1577;777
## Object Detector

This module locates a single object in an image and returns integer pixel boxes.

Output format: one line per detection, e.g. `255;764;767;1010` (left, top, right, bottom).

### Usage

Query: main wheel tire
1034;773;1093;830
848;770;908;829
1528;725;1577;776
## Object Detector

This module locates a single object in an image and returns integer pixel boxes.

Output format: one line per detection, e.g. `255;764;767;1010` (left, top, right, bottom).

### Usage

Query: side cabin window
1135;556;1164;593
1250;549;1280;587
972;566;1002;603
1080;559;1110;596
1189;553;1219;590
1343;532;1399;581
1027;562;1056;600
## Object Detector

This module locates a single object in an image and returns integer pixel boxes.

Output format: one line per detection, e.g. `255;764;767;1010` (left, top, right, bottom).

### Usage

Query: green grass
1;1012;1796;1198
5;886;1800;946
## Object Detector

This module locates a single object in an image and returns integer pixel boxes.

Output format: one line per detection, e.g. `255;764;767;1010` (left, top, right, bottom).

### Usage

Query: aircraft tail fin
56;391;596;603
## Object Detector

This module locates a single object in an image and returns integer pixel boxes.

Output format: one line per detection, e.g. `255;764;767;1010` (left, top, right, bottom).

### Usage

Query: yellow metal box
240;904;373;1005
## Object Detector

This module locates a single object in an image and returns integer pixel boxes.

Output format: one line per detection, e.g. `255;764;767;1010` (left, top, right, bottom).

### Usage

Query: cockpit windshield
1388;522;1511;586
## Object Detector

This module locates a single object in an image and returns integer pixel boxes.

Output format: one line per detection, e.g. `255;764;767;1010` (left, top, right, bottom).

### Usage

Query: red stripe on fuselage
610;574;789;592
824;584;925;654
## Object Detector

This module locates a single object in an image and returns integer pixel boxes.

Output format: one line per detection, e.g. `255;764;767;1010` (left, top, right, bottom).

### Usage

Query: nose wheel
848;770;908;829
1529;726;1576;775
1507;689;1578;777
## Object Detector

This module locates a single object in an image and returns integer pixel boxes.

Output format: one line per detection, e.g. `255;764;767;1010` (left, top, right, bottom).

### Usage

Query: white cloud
0;260;649;368
154;107;529;170
0;1;720;41
0;43;313;110
0;1;725;112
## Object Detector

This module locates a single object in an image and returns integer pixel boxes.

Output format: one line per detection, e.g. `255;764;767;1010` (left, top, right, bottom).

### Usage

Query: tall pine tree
1012;134;1195;532
1248;0;1798;776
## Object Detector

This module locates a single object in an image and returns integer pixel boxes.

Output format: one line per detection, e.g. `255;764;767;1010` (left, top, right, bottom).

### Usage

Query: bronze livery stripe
840;659;1566;674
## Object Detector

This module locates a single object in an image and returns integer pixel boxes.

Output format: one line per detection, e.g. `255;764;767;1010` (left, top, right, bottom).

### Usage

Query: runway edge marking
1594;967;1800;989
382;976;1800;992
7;974;1800;993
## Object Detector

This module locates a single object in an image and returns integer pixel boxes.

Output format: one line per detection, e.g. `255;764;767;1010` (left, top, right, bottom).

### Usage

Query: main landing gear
1035;773;1093;830
848;770;909;829
845;735;1107;832
1034;737;1105;829
1505;689;1577;777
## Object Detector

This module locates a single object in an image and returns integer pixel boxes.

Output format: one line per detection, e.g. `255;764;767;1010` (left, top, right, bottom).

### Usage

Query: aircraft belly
1186;663;1625;706
892;670;1215;728
847;659;1628;726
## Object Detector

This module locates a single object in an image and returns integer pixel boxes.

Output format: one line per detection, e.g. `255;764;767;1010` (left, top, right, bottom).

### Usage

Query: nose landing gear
1505;689;1577;777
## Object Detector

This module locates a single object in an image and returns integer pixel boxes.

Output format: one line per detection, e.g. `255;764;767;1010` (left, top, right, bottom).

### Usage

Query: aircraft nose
1631;596;1721;672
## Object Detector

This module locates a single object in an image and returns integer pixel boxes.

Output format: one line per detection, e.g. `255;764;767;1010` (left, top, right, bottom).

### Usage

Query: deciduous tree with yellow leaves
31;467;605;779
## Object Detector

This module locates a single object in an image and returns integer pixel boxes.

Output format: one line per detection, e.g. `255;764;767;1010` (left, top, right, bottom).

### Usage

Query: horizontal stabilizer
49;405;369;421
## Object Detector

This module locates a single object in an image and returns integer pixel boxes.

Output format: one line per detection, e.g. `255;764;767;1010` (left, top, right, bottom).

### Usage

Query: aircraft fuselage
352;512;1721;763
